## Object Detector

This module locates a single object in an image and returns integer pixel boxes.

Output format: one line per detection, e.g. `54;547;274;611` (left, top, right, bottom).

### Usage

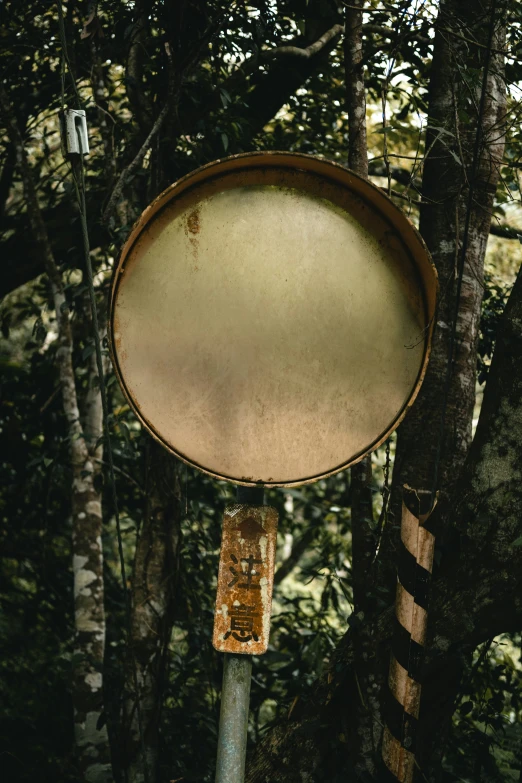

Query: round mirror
109;152;436;487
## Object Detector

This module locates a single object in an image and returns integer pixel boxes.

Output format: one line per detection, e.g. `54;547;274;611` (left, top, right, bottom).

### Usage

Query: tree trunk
72;341;112;782
389;0;507;533
345;0;368;179
381;1;507;766
344;4;383;777
346;1;373;618
122;438;182;783
72;452;112;783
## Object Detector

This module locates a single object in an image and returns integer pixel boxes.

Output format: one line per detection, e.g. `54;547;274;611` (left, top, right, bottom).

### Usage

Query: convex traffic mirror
109;152;437;487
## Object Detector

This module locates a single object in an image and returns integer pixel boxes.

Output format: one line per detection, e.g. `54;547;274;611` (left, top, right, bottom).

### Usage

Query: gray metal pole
215;653;253;783
215;485;264;783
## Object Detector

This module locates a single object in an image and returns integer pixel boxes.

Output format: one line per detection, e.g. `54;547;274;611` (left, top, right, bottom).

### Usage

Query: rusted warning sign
213;504;279;655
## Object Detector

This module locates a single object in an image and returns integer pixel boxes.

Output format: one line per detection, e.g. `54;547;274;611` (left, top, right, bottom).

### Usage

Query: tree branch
266;23;344;60
274;526;317;587
364;23;431;46
102;44;175;224
83;320;108;463
89;35;117;187
174;18;344;145
0;142;16;221
125;0;153;134
368;162;521;240
489;221;522;239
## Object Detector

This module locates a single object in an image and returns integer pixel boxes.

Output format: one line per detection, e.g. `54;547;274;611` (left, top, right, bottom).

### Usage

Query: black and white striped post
382;485;437;782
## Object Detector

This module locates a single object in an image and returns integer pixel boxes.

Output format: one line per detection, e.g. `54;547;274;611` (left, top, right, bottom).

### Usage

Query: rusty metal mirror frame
109;152;437;488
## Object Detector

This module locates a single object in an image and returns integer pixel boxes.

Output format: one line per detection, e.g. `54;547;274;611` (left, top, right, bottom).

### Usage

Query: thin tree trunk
345;1;372;616
0;84;112;782
72;445;111;783
344;5;383;775
89;37;117;187
123;438;182;783
345;0;368;179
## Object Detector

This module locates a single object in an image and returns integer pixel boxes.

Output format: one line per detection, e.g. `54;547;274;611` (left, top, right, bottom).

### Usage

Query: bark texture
0;84;112;783
72;448;111;783
345;0;368;178
390;0;507;519
122;439;182;783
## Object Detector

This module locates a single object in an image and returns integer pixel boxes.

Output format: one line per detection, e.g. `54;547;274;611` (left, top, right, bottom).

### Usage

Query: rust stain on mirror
213;505;279;655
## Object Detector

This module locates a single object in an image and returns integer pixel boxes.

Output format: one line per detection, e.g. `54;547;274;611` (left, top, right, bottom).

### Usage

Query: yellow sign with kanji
213;504;279;655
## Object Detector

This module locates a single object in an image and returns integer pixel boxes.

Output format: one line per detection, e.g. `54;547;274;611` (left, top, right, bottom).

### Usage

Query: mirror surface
111;154;436;486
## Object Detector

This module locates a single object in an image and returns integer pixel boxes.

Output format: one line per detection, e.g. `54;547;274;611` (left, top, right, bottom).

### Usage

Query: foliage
2;0;522;781
443;636;522;782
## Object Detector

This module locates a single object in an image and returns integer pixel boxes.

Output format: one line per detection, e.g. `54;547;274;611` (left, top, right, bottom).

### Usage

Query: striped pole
382;485;437;782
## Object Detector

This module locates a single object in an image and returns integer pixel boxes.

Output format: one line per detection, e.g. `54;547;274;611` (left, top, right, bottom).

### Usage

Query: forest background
2;1;522;782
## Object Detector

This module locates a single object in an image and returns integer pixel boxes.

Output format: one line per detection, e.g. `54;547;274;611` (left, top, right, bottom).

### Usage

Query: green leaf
447;147;463;166
82;342;95;361
220;88;231;108
426;124;455;137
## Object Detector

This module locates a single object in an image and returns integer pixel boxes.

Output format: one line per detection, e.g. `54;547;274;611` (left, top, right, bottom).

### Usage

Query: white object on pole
64;109;89;155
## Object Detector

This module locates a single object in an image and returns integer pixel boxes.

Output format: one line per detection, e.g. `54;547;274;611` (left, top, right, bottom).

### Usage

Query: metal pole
215;485;264;783
215;653;253;783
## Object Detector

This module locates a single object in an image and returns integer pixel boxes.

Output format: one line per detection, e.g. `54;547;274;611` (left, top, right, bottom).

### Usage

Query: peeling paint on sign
213;504;278;655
